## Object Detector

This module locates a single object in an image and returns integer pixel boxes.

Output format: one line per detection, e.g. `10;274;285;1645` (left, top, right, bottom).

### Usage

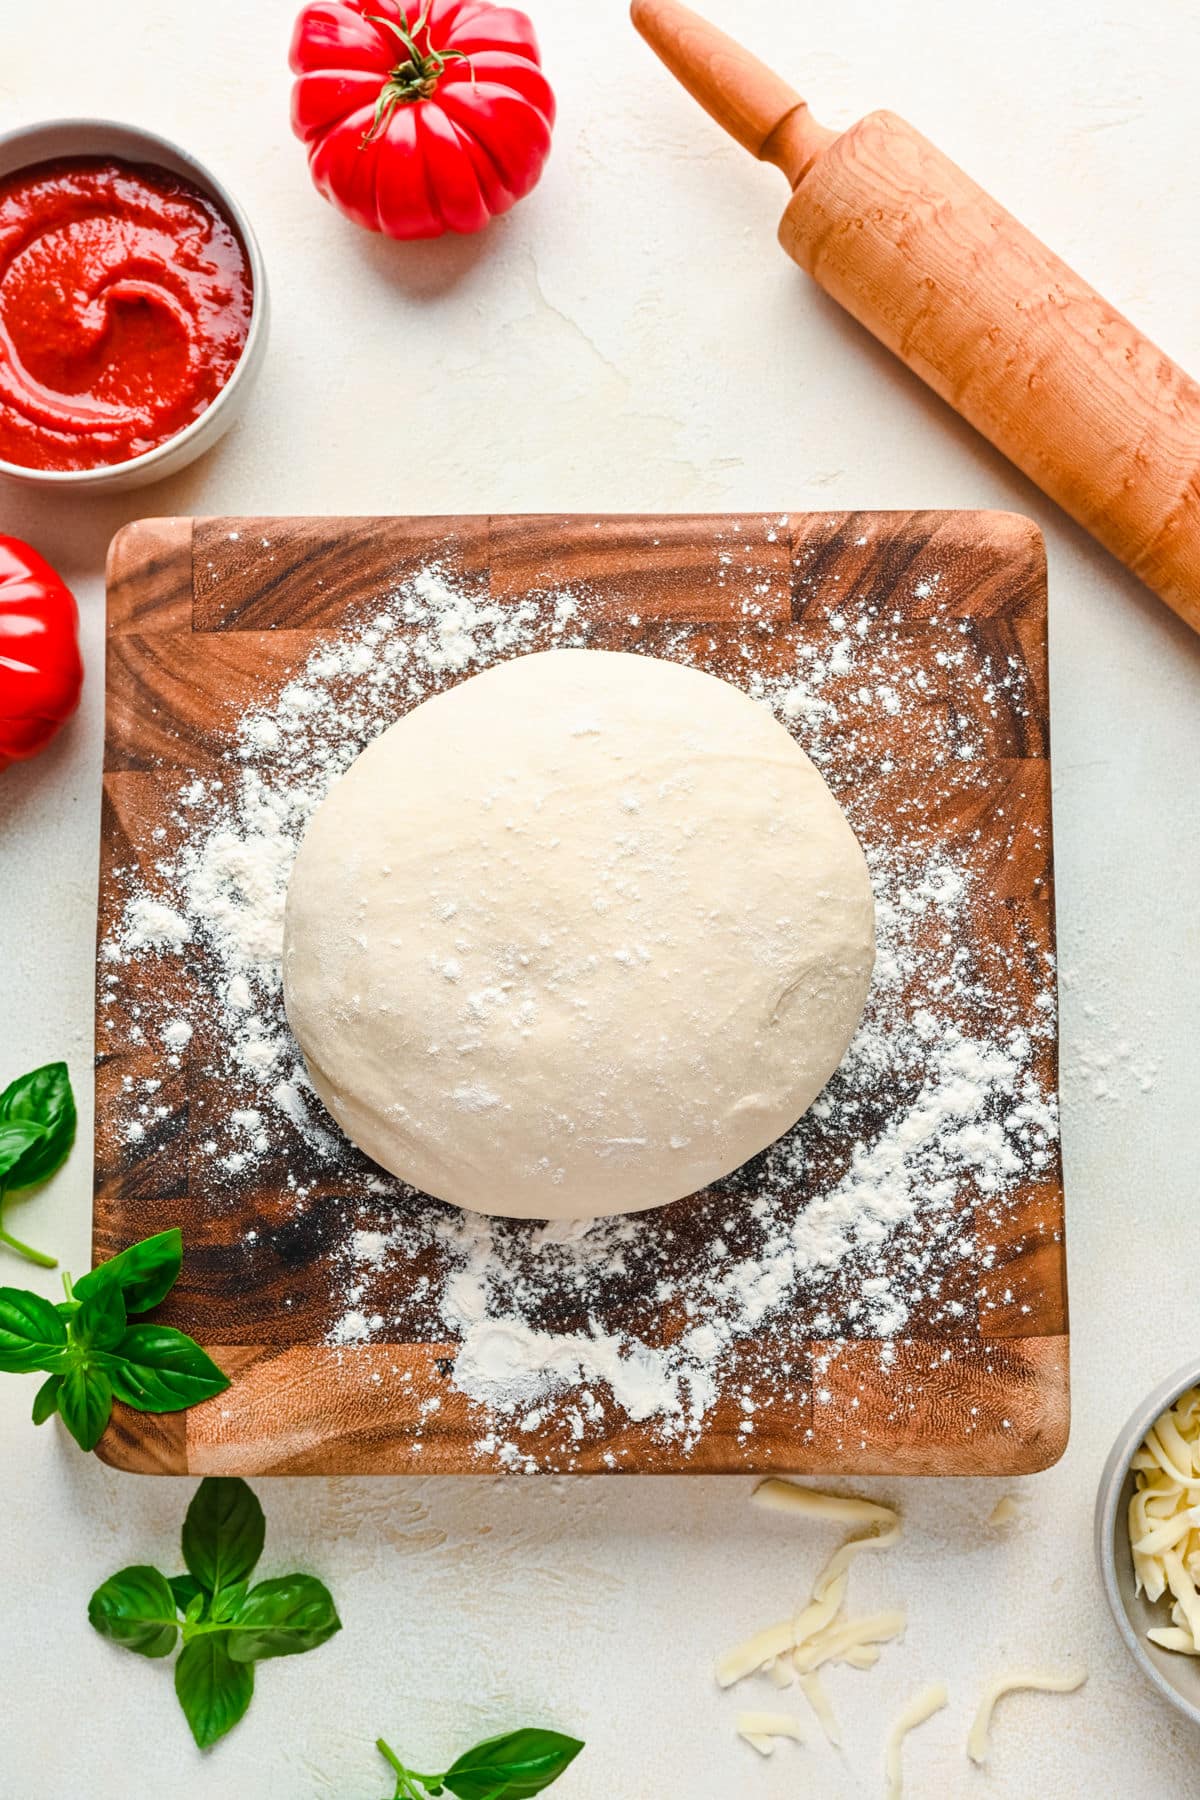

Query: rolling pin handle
630;0;835;185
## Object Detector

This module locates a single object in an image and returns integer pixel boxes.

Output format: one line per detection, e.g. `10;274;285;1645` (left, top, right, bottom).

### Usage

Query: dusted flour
102;529;1059;1466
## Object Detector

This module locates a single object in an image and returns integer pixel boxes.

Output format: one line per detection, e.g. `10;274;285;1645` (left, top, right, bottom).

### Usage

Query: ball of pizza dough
283;649;874;1219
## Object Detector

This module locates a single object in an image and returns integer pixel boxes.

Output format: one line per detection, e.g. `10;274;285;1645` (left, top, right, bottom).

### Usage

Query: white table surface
3;1;1200;1794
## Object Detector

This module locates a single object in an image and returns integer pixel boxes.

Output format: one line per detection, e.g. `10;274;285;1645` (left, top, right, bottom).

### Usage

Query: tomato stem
361;7;472;145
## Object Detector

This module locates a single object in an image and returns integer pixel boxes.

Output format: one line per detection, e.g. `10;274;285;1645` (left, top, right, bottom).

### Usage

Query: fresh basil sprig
376;1728;584;1799
0;1061;76;1267
0;1226;229;1450
89;1477;341;1748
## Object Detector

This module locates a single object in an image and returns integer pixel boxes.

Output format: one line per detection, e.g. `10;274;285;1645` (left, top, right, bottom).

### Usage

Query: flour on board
102;533;1058;1467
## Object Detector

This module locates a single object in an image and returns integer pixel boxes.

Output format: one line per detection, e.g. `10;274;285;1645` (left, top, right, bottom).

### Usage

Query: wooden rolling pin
631;0;1200;632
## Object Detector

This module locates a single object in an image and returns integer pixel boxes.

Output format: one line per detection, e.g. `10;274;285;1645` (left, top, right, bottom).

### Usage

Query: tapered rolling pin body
632;0;1200;631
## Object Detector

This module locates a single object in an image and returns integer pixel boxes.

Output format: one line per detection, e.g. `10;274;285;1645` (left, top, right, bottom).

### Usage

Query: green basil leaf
58;1363;113;1451
0;1062;76;1191
443;1730;585;1800
225;1574;342;1664
0;1061;72;1130
71;1281;127;1352
181;1478;265;1593
31;1371;62;1425
174;1634;255;1748
0;1121;46;1182
88;1565;179;1658
184;1591;206;1625
98;1325;230;1413
210;1581;249;1625
169;1574;205;1615
74;1228;183;1316
0;1286;68;1372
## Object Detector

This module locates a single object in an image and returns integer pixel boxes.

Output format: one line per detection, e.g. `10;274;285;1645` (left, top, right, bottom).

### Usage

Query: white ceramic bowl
0;118;268;492
1095;1355;1200;1729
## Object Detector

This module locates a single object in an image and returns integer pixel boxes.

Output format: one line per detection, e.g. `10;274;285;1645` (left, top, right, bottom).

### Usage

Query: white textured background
2;1;1200;1794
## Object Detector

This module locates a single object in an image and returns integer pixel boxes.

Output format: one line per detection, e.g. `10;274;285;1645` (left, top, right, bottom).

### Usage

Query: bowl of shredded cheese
1096;1358;1200;1726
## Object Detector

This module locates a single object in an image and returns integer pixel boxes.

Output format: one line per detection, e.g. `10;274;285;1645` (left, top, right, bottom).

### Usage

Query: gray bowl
0;118;268;492
1095;1355;1200;1728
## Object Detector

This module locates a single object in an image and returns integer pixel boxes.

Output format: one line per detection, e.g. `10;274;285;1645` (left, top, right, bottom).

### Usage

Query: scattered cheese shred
794;1609;907;1674
799;1670;841;1747
815;1518;901;1601
736;1712;805;1740
718;1479;904;1768
966;1667;1087;1765
1128;1388;1200;1654
717;1480;902;1691
790;1573;847;1654
716;1620;797;1689
752;1480;896;1530
715;1576;848;1689
885;1682;948;1799
755;1479;900;1603
736;1713;805;1756
988;1495;1019;1526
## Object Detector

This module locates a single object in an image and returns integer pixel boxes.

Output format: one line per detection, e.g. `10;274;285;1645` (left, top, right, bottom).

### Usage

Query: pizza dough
282;649;875;1219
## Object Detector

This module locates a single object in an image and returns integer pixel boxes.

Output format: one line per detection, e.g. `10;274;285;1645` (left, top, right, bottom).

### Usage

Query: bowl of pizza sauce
0;118;268;491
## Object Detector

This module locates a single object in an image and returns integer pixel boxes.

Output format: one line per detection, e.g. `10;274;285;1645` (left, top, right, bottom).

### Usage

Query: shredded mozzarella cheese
799;1670;841;1746
793;1610;907;1674
752;1480;896;1529
885;1683;948;1799
1128;1388;1200;1654
716;1482;900;1689
736;1713;805;1756
966;1667;1087;1765
964;1663;1086;1764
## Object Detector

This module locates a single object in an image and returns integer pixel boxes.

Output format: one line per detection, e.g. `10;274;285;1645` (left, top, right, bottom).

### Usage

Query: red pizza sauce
0;157;252;472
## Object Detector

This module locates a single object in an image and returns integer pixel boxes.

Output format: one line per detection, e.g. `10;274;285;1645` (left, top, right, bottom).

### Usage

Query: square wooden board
94;511;1067;1476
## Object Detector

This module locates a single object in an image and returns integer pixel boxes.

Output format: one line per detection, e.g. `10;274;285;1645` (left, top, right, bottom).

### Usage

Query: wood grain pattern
631;0;1200;630
629;0;834;181
93;510;1068;1476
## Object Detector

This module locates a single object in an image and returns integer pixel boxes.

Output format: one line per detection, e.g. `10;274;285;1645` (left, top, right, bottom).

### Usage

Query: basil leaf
174;1635;254;1749
224;1574;342;1664
210;1581;249;1625
181;1478;265;1593
0;1286;68;1372
99;1326;230;1413
0;1121;45;1182
0;1060;73;1130
31;1371;62;1425
443;1730;585;1800
58;1363;113;1451
74;1228;183;1316
169;1574;205;1615
71;1281;127;1352
88;1565;179;1658
0;1062;76;1191
184;1591;206;1625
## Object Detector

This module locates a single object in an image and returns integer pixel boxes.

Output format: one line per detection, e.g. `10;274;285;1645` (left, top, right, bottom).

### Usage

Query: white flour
103;530;1058;1466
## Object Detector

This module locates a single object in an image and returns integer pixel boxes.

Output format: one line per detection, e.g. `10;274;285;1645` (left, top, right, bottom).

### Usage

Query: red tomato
289;0;556;239
0;537;83;771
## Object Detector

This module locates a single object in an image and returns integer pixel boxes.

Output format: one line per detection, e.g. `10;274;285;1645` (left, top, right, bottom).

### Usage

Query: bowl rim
0;115;267;487
1094;1353;1200;1729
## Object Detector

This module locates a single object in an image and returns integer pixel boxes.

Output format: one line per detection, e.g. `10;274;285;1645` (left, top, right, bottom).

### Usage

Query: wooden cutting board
94;511;1067;1477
